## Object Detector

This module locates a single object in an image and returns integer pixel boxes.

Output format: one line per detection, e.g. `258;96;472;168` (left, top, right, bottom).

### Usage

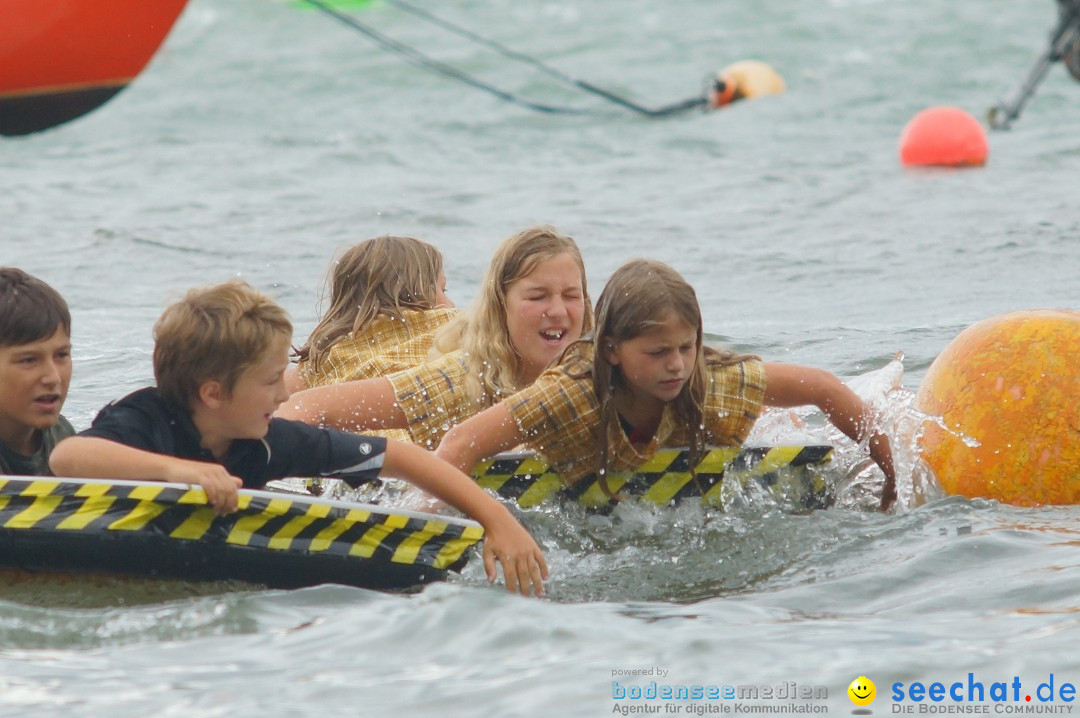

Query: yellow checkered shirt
504;354;767;485
386;349;499;449
298;308;456;388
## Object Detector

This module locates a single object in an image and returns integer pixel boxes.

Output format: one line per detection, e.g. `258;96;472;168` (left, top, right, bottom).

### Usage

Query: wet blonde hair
431;225;593;404
297;236;445;372
569;259;755;495
154;279;292;408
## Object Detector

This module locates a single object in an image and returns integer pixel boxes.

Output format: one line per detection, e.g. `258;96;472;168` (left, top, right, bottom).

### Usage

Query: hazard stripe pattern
471;445;834;510
0;478;480;571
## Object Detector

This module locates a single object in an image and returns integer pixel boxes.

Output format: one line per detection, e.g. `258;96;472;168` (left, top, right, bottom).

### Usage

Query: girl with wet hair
278;226;594;451
437;258;897;511
287;236;455;393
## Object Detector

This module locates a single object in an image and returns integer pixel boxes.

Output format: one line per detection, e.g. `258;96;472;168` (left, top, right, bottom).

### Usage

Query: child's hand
165;460;243;515
379;440;547;595
868;430;897;513
482;515;549;598
879;478;897;512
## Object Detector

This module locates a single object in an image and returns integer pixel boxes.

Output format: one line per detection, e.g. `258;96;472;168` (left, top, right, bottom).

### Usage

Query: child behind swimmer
436;258;898;511
49;279;547;596
278;225;593;450
0;268;74;476
286;235;456;393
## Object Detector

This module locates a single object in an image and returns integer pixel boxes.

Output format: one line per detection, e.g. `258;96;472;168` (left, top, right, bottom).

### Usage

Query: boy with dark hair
50;279;547;596
0;268;74;475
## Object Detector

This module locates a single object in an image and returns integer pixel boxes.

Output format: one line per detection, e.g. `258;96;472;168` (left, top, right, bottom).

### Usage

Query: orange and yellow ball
915;310;1080;505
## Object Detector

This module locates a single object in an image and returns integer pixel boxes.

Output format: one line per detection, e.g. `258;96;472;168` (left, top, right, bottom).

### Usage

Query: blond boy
50;280;546;596
0;268;74;475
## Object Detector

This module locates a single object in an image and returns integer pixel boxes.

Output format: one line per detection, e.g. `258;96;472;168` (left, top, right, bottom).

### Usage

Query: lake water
2;0;1079;715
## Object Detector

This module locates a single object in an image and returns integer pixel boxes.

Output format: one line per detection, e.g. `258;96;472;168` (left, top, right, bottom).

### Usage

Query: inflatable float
0;445;832;590
0;476;481;590
470;445;834;511
0;0;190;135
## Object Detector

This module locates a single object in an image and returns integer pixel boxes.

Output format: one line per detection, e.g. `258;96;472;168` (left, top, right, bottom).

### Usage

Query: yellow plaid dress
504;354;768;486
386;349;500;449
297;308;456;388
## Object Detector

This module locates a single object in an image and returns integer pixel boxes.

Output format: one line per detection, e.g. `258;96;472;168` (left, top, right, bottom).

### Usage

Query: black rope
299;0;708;118
381;0;708;117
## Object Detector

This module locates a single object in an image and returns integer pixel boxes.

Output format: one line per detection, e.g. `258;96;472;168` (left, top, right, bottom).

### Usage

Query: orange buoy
914;310;1080;505
898;106;989;167
710;60;785;108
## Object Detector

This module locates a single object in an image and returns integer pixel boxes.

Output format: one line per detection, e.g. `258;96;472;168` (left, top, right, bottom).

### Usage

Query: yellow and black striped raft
0;476;482;590
471;445;834;511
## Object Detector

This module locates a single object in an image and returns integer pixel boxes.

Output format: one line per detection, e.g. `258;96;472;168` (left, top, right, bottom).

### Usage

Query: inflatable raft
0;476;481;590
470;445;834;511
0;445;832;590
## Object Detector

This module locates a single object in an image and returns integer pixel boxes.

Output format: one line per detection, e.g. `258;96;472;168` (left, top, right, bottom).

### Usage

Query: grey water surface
2;0;1079;715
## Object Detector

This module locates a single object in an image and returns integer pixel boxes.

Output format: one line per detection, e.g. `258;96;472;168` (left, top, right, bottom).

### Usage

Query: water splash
747;354;947;513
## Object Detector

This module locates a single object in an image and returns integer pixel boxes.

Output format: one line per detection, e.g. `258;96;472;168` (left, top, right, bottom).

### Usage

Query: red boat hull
0;0;189;135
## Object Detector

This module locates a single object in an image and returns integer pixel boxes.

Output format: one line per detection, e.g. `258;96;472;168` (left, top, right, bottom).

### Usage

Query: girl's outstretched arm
763;363;897;511
384;439;547;597
276;377;407;433
436;404;525;476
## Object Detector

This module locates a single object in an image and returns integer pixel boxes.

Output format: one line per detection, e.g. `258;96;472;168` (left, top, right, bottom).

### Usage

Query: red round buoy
898;106;988;167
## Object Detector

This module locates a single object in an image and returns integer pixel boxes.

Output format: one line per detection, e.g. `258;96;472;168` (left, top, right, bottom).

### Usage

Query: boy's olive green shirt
0;417;75;476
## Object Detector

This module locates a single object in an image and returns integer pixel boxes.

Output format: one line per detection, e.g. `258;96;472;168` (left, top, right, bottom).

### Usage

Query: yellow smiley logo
848;676;876;706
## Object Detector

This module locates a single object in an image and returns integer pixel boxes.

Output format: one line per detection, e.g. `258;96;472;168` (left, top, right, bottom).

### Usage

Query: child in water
436;259;898;511
0;268;74;476
50;280;547;595
278;225;593;450
286;235;455;393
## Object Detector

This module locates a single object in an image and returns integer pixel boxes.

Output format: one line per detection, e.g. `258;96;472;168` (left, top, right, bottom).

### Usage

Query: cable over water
299;0;709;118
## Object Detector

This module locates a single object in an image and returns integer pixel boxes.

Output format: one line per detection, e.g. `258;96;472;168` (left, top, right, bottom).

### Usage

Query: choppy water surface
2;0;1079;715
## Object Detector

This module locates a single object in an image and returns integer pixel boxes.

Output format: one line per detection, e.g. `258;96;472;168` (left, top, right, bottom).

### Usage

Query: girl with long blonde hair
278;226;593;449
437;258;897;511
